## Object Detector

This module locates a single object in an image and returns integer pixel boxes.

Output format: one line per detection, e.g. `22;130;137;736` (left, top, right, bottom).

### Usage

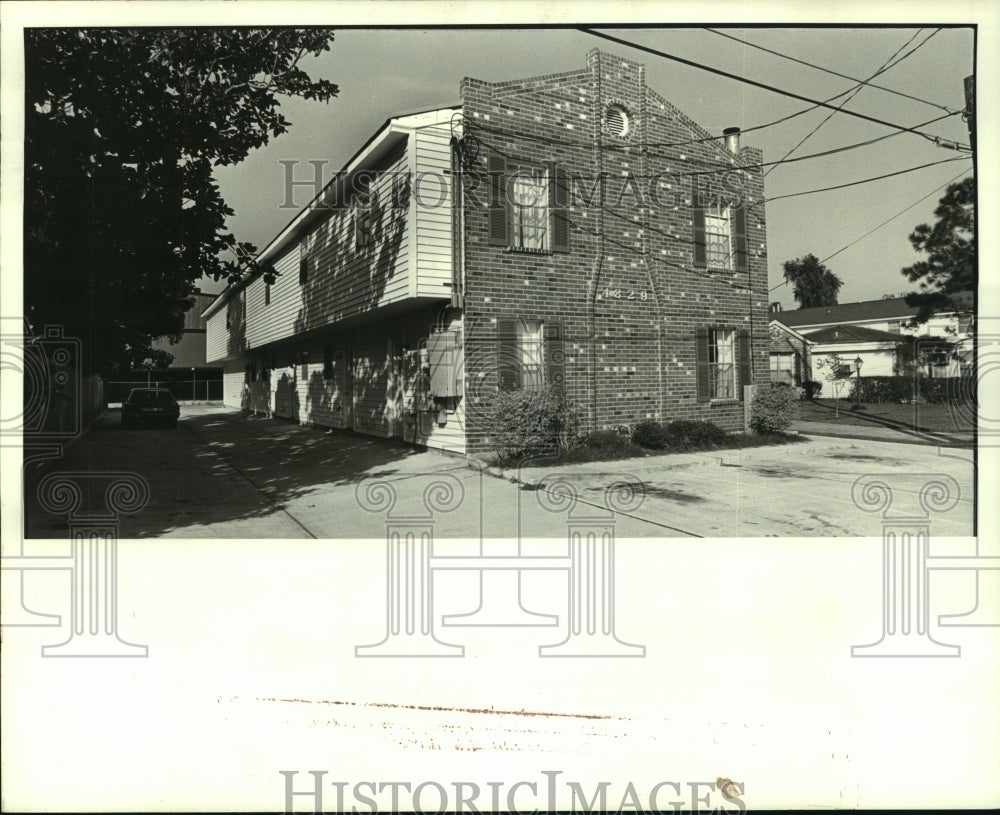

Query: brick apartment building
204;49;769;455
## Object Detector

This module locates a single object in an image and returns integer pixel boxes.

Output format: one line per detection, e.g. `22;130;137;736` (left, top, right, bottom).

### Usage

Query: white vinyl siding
413;124;454;298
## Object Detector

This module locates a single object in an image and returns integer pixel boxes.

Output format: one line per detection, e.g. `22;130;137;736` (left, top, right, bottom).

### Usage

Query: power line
818;167;972;264
475;133;972;287
579;28;962;146
705;28;955;114
763;29;933;177
755;154;970;207
466;110;960;181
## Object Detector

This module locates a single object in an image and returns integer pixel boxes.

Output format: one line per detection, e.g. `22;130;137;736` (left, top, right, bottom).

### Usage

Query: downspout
450;136;465;310
635;64;665;421
586;64;605;434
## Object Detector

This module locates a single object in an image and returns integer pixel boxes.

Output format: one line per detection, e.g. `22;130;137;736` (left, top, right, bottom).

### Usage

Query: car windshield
129;390;175;403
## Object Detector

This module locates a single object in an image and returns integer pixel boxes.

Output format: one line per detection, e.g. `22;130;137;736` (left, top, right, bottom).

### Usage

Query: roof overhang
202;105;460;320
768;318;813;344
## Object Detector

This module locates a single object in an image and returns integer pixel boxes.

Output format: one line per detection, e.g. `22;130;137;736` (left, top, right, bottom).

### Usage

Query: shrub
631;419;671;450
801;379;823;400
850;376;912;404
750;384;799;434
848;375;964;405
661;419;731;450
485;385;581;462
631;419;733;451
584;429;632;450
558;430;648;462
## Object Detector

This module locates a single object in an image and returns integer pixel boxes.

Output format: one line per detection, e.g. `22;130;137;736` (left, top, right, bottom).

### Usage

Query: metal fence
105;377;223;403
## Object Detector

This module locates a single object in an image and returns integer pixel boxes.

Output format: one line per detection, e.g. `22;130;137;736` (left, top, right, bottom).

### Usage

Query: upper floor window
693;190;748;273
704;203;732;270
887;320;901;334
487;156;569;253
511;171;549;251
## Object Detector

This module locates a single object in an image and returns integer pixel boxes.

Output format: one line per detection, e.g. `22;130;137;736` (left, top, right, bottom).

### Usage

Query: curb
794;426;974;449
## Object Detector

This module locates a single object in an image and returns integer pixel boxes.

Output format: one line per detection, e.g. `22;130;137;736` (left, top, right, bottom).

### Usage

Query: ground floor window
696;327;750;402
770;352;795;384
497;318;543;391
708;328;736;399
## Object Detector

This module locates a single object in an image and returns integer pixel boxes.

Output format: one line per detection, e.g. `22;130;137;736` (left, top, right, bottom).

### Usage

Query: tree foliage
782;254;843;309
24;28;338;374
900;177;975;323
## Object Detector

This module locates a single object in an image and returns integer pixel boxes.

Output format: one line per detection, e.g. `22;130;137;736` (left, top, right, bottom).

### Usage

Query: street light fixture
853;356;863;405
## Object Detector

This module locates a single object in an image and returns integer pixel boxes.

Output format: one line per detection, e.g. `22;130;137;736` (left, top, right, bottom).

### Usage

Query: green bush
802;379;823;400
584;429;632;450
661;419;732;450
750;384;799;434
631;419;671;450
849;376;963;404
558;430;648;462
631;419;733;451
485;385;580;463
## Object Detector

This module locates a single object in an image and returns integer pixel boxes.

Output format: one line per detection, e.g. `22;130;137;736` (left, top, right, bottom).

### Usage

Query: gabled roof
803;324;909;344
776;298;915;328
768;318;813;344
774;292;972;329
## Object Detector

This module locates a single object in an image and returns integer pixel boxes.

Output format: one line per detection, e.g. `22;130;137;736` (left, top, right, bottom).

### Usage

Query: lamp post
191;367;196;401
853;356;863;406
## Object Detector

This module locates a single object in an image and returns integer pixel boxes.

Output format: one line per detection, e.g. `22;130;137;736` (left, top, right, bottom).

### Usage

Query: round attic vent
605;104;631;138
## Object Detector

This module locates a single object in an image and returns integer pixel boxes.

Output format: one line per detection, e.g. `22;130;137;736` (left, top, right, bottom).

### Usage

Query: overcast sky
212;26;975;307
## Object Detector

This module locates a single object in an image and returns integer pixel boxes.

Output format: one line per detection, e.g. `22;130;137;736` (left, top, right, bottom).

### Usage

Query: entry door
387;337;405;440
342;346;354;428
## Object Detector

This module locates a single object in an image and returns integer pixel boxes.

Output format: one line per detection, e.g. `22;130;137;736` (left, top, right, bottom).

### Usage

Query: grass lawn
797;399;973;433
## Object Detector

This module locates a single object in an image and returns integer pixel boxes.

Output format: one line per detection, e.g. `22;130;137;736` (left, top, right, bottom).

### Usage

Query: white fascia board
258;107;457;266
809;341;899;353
202;106;457;320
768;318;813;344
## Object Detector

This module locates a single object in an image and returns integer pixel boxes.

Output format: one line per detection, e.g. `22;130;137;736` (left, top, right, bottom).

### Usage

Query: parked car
121;388;180;428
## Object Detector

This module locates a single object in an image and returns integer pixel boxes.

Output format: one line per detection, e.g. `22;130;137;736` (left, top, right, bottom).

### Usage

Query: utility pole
964;75;975;153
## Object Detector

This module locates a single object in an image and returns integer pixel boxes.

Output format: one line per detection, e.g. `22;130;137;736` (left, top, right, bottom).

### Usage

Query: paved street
23;403;975;539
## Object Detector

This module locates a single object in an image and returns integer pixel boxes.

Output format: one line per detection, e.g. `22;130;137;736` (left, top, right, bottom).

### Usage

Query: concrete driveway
22;404;975;539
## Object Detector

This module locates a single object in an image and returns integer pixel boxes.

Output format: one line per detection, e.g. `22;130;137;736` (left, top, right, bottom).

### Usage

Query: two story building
204;49;770;455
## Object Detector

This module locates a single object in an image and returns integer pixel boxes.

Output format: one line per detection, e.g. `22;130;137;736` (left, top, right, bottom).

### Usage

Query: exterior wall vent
605;104;631;138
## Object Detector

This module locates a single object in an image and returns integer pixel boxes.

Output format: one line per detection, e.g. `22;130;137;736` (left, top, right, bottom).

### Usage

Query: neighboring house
801;324;913;377
146;290;224;400
769;294;972;379
768;319;812;385
204;49;770;454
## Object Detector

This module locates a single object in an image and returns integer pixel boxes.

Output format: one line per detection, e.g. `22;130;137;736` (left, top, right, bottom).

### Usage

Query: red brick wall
460;49;769;453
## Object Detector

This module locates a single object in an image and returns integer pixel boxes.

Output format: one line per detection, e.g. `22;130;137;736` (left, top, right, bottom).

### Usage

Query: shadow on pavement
24;406;453;538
